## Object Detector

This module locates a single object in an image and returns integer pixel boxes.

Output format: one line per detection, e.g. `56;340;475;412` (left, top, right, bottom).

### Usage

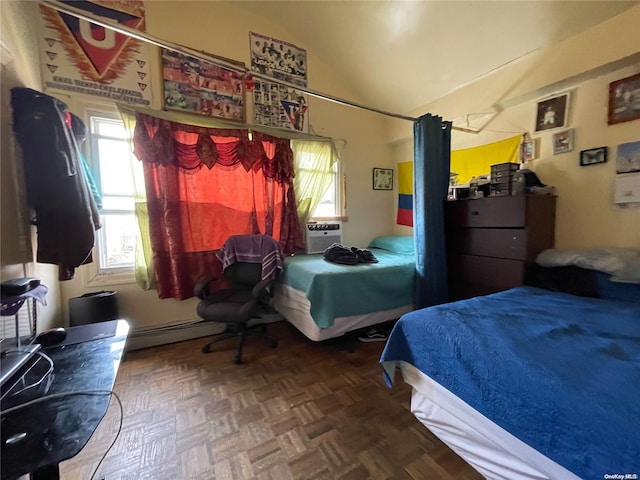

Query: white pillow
536;248;639;274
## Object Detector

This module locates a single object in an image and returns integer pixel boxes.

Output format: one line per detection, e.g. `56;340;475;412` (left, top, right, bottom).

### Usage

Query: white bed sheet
398;361;581;480
273;283;413;341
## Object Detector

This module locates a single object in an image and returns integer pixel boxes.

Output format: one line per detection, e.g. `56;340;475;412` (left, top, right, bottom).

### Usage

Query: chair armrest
194;276;218;299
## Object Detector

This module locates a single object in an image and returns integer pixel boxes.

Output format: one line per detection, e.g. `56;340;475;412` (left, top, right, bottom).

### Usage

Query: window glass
89;114;135;273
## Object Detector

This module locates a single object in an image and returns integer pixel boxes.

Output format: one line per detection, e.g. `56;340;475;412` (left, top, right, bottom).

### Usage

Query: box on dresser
444;194;556;301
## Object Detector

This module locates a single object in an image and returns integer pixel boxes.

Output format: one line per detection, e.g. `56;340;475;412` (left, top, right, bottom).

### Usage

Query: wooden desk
1;319;129;480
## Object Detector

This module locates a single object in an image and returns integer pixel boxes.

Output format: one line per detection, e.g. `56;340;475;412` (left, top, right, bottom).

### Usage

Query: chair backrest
216;234;284;282
224;262;263;289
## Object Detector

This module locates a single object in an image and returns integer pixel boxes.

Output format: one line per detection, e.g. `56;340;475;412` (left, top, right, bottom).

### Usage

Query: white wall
1;1;61;332
391;5;640;249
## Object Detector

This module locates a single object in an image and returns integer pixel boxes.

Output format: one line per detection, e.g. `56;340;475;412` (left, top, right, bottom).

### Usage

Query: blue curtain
413;114;452;308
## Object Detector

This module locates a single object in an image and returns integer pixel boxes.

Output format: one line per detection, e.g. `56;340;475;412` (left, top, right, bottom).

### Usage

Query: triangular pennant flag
46;51;58;60
280;100;308;131
45;38;56;47
47;64;58;73
137;71;147;79
57;5;142;76
137;60;146;68
138;83;147;91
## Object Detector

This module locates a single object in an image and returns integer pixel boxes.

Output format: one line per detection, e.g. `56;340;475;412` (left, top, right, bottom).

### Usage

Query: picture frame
616;141;640;174
520;139;537;162
552;129;575;155
580;146;608;167
608;72;640;125
535;92;570;132
373;168;393;190
161;48;245;121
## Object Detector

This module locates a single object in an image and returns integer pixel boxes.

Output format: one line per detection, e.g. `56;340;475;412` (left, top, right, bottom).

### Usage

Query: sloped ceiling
236;1;639;115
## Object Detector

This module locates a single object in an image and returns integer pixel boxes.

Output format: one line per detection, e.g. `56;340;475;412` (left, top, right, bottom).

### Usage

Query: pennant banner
39;0;152;106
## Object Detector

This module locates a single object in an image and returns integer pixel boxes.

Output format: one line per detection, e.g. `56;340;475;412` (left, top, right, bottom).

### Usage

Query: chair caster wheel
202;344;211;354
270;339;278;348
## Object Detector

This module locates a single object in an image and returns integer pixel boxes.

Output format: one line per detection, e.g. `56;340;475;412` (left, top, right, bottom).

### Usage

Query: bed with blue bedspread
273;236;415;341
380;273;640;480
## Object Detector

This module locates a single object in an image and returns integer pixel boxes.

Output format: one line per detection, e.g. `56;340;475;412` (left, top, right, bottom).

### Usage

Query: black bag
323;243;358;265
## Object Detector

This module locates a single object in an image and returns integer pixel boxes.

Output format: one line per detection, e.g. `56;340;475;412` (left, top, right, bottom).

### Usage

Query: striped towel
216;234;284;280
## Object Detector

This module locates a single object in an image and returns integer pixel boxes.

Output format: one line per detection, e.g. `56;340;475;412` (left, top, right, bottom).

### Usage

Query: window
291;140;342;219
312;161;339;217
88;114;136;274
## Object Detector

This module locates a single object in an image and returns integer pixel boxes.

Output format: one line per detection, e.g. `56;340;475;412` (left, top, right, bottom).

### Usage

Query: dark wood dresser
444;194;556;301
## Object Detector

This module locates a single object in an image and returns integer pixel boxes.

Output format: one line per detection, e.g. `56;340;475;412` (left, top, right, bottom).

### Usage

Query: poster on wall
249;32;307;87
614;141;640;206
162;49;245;121
253;78;308;132
38;0;152;106
249;32;309;132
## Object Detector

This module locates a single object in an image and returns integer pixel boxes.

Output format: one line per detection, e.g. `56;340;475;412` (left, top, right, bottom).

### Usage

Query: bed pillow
609;256;640;284
536;247;639;274
368;236;414;255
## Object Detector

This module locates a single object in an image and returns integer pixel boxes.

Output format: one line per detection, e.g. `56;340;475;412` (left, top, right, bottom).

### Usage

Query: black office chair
194;237;281;364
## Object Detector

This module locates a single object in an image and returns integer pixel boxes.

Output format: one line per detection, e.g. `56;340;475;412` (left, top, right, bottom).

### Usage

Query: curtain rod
39;0;472;132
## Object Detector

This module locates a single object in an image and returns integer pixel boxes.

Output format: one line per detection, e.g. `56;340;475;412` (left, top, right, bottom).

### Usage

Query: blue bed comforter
380;286;640;479
279;248;415;328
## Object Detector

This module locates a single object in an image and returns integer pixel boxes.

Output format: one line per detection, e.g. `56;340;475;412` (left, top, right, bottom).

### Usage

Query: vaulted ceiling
236;1;639;115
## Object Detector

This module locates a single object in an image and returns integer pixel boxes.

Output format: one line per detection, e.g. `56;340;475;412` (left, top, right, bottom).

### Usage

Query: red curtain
133;112;304;300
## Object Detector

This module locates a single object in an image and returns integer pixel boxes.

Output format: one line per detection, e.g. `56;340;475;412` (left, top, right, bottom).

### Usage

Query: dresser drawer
445;195;527;228
448;254;526;290
447;228;528;260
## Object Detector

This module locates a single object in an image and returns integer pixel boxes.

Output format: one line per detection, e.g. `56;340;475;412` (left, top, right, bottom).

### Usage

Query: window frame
83;108;137;286
309;157;347;221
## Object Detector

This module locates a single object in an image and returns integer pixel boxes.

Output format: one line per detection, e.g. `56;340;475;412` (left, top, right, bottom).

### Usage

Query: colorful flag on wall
396;161;413;227
395;135;521;227
451;135;521;184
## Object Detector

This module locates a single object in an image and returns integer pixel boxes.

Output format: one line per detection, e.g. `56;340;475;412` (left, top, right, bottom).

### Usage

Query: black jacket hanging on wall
11;87;101;281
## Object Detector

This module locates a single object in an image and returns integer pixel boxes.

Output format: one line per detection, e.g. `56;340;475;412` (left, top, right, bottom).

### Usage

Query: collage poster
39;0;152;106
162;49;245;121
249;32;308;132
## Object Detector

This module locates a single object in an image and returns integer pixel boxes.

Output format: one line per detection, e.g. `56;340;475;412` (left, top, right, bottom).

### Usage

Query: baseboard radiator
125;313;284;352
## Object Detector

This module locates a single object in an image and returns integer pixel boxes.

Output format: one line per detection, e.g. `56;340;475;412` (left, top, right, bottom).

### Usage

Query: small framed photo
580;146;608;167
373;168;393;190
520;139;537;162
535;92;570;132
552;129;574;155
608;72;640;125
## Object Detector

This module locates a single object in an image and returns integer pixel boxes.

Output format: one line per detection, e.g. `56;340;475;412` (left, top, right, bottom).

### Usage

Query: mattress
277;247;415;329
273;282;413;341
381;286;640;479
399;361;580;480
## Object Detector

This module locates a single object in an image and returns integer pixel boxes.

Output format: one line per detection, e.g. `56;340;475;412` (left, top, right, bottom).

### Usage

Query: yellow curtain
118;107;155;290
291;139;339;227
451;135;521;184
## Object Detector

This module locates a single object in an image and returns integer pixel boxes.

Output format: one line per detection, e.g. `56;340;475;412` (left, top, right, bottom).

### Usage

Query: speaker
69;291;119;327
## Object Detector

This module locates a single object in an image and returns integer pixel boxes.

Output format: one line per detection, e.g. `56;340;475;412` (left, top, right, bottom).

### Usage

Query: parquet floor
59;321;483;480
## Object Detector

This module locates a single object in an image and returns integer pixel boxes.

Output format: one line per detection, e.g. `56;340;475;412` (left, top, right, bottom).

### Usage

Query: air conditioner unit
305;221;342;254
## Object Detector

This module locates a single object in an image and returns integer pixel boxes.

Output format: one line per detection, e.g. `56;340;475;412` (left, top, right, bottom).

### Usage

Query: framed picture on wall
373;168;393;190
608;72;640;125
535;92;570;132
552;129;575;155
580;146;608;167
161;48;245;121
520;139;537;162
